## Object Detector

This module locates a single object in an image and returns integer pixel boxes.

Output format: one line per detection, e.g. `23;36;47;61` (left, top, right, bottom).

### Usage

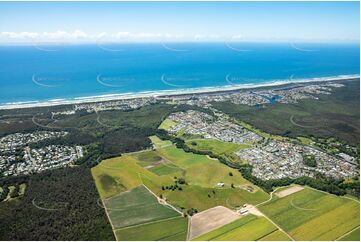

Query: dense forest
0;167;114;240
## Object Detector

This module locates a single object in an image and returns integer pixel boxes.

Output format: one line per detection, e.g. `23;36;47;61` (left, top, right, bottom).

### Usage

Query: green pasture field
104;186;180;229
193;214;281;241
158;118;177;130
92;141;268;213
115;216;188;241
259;187;360;240
149;135;172;149
185;139;250;156
91;155;169;199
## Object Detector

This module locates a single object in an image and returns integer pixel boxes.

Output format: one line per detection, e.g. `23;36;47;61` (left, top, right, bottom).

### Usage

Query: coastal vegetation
212;80;360;145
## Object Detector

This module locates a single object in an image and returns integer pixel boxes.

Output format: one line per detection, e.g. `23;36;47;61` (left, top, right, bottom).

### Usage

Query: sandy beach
0;74;359;110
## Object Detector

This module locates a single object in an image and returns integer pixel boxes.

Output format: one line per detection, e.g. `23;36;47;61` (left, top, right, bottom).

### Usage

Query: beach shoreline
0;74;359;110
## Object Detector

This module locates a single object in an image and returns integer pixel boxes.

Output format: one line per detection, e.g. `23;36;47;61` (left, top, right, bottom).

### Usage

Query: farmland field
259;187;360;240
193;214;285;241
104;186;180;229
259;230;290;241
92;139;269;213
115;216;188;241
338;227;360;241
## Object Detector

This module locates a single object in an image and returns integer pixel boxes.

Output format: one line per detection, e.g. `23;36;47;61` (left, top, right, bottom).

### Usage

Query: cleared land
275;185;304;198
193;214;284;241
188;206;240;240
259;187;360;240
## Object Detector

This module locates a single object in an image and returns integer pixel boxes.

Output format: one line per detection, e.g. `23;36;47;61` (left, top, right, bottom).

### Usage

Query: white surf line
224;42;253;52
161;42;188;52
335;225;360;241
32;198;63;211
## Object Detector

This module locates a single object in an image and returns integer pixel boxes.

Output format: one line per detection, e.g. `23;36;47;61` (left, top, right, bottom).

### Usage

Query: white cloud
1;31;39;39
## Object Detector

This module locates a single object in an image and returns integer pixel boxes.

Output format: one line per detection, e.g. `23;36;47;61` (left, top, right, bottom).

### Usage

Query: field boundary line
141;183;183;215
261;213;295;241
335;225;360;241
113;216;182;231
254;228;279;241
186;215;191;241
159;230;187;241
100;197;118;241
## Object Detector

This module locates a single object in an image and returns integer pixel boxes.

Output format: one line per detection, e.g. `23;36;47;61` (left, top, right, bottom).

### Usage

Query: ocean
0;42;359;105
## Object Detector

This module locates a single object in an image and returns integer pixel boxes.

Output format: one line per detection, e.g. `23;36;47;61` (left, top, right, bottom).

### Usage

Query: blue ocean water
0;42;359;104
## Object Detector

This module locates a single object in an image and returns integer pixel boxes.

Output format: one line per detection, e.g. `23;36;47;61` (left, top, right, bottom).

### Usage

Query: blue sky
0;1;359;43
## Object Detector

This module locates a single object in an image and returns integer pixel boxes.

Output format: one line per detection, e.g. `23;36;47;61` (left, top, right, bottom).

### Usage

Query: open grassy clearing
149;135;172;149
115;216;188;241
158;118;177;130
193;214;280;241
156;145;251;187
104;186;180;229
185;139;250;156
91;155;163;199
259;187;360;240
